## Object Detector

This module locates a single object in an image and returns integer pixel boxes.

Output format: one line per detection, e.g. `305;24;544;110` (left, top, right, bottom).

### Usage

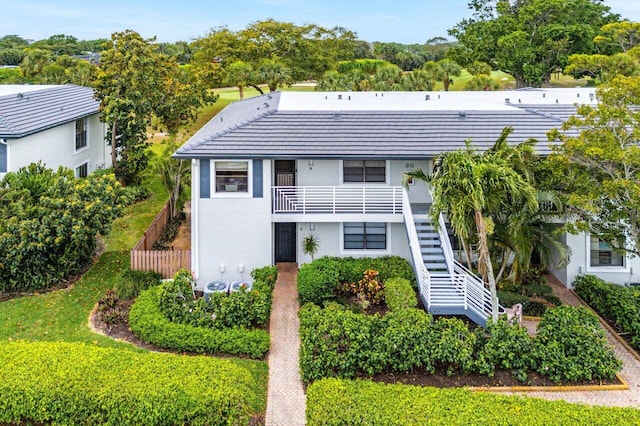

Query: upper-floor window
75;118;87;151
76;162;88;178
343;160;386;183
215;161;249;193
590;236;624;267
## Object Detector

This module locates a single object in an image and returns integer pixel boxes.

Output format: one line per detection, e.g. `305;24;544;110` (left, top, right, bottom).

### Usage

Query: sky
2;0;640;44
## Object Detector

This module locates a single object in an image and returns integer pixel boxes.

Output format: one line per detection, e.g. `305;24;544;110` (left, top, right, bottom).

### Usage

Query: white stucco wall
556;232;640;287
193;159;272;288
296;222;411;266
193;157;431;286
4;114;109;175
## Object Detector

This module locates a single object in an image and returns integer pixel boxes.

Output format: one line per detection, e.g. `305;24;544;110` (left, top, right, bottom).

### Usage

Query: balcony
272;186;404;222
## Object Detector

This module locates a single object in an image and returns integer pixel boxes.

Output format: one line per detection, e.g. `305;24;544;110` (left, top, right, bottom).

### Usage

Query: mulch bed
372;369;621;388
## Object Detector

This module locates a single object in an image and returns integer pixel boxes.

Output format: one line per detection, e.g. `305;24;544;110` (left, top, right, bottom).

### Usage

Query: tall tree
257;58;292;92
449;0;618;88
549;75;640;257
95;30;213;185
224;61;254;99
20;48;52;77
406;128;538;320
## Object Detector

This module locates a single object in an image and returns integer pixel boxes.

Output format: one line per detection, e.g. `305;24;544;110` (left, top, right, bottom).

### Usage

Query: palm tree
257;58;292;92
405;127;538;320
423;59;462;91
224;61;253;100
401;70;436;91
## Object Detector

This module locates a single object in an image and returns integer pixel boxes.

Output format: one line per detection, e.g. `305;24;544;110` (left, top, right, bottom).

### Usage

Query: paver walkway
505;274;640;407
265;263;306;425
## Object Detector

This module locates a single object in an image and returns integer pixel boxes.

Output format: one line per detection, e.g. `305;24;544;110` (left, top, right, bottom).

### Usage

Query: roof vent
505;98;510;104
543;93;546;98
438;94;440;99
518;99;521;103
348;95;351;100
589;92;595;101
338;94;342;100
458;111;467;118
16;93;24;99
220;116;223;122
333;112;342;120
556;99;559;103
577;93;580;98
267;94;272;99
425;94;430;101
263;103;269;108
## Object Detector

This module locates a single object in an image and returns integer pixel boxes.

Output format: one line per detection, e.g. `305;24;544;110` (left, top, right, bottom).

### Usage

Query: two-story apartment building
175;89;640;326
0;84;110;179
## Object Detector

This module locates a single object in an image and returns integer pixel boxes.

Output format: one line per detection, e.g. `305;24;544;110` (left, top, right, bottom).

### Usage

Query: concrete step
420;247;443;254
424;263;448;270
422;254;445;262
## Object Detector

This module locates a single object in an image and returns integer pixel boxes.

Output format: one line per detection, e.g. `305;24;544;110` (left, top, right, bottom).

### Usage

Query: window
590;237;624;267
344;222;387;250
76;162;88;178
343;160;386;183
215;161;249;193
75;118;87;151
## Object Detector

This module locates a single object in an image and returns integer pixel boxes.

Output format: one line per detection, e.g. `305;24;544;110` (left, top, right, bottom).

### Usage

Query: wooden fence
130;200;191;278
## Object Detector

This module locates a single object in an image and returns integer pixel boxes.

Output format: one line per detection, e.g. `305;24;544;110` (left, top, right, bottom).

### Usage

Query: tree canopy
449;0;618;88
549;75;640;257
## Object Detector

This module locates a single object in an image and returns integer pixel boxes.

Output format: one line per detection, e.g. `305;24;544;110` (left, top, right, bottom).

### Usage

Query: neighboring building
0;84;110;179
174;89;639;326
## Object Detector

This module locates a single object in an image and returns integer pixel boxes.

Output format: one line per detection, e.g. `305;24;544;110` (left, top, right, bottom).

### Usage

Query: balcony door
275;223;297;263
275;160;295;186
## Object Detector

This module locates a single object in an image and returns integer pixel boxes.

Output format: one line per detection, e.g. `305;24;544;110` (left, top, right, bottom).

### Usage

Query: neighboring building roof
0;85;100;139
174;89;596;160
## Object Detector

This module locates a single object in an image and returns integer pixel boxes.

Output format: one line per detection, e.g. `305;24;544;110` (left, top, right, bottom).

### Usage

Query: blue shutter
253;160;263;198
200;159;210;198
0;143;6;173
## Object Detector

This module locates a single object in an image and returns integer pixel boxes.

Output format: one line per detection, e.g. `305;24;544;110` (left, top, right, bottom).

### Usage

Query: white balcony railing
272;186;403;214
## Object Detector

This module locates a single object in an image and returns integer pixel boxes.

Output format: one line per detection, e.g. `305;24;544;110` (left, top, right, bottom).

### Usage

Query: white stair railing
402;190;432;306
435;211;501;320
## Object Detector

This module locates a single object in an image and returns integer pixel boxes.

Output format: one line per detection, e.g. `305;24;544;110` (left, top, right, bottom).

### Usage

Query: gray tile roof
0;85;100;139
175;91;582;160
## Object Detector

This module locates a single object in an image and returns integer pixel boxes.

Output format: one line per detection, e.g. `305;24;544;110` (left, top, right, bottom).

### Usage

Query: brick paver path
265;263;306;425
505;275;640;407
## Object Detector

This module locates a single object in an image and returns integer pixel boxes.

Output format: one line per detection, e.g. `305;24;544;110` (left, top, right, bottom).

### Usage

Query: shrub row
297;256;415;305
0;341;266;425
498;290;552;316
299;304;621;384
574;274;640;349
306;378;640;425
129;287;270;358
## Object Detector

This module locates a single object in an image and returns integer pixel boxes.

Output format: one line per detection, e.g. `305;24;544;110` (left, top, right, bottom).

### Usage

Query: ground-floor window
590;236;624;267
344;222;387;250
75;162;88;178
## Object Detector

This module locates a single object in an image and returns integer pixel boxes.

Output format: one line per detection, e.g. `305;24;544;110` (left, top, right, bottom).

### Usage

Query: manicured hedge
306;379;640;425
300;303;621;384
0;341;267;425
574;274;640;349
297;256;416;305
129;287;270;358
385;277;417;311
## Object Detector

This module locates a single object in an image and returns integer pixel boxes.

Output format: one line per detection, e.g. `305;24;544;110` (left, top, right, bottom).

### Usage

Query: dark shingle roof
0;85;100;138
175;91;583;159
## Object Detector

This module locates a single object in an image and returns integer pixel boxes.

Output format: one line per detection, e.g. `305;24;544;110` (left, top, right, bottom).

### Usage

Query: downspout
191;159;199;281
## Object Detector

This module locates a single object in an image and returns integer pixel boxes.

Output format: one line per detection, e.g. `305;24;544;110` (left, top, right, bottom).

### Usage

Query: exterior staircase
404;195;500;328
414;218;449;273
